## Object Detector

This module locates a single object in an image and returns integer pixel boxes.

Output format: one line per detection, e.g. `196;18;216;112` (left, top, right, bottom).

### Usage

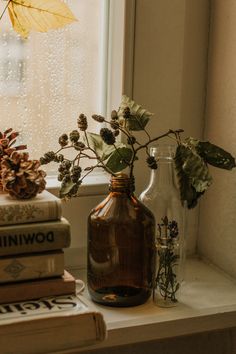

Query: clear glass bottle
87;173;156;307
139;145;186;307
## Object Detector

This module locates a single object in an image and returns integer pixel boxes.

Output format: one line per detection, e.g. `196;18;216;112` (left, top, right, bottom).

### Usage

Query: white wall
129;0;210;254
198;0;236;278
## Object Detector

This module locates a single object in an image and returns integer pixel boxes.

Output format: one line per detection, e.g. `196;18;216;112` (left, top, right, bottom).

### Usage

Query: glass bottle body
139;145;185;307
87;175;156;307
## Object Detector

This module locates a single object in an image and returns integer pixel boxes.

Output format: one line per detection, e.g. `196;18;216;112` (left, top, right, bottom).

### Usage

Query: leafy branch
40;95;236;204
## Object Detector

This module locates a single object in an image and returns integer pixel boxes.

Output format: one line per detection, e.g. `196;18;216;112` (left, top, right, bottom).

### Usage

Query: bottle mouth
109;173;135;192
150;144;176;160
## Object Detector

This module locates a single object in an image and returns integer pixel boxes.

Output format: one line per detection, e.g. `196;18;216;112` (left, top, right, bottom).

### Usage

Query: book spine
0;199;62;226
0;271;76;304
0;251;64;283
0;218;71;256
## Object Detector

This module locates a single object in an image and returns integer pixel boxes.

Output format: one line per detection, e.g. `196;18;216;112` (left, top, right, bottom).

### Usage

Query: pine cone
1;151;46;199
0;129;27;192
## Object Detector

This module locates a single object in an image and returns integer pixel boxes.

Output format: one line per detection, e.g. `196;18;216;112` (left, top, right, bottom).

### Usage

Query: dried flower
123;106;131;119
146;156;158;169
59;134;68;147
40;151;56;164
69;130;80;143
110;120;119;130
70;166;82;182
77;114;88;131
111;110;118;120
92;114;105;123
127;136;136;145
113;130;120;137
100;128;116;145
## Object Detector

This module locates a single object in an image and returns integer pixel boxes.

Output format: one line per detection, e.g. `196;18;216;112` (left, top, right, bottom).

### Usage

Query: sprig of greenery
40;95;236;204
155;217;180;304
40;96;182;199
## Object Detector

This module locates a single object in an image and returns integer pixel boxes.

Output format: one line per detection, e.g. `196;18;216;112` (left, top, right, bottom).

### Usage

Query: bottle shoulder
88;192;155;222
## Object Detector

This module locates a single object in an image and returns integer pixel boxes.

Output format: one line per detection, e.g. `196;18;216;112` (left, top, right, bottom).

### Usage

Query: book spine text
0;219;71;256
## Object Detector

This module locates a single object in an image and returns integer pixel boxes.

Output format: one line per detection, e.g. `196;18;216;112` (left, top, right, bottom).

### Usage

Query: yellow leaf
7;0;77;38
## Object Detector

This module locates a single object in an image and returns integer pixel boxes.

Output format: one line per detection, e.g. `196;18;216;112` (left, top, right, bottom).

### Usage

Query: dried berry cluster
40;95;236;206
40;96;182;199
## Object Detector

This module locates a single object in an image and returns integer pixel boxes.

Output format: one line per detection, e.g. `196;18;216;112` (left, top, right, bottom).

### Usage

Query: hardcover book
0;217;71;256
0;190;62;226
0;293;107;354
0;251;64;283
0;270;76;304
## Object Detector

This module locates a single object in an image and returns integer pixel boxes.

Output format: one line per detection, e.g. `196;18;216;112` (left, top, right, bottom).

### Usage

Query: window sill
46;172;110;197
66;257;236;352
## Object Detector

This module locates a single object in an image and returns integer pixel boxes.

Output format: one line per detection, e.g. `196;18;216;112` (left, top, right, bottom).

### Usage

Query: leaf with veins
6;0;77;38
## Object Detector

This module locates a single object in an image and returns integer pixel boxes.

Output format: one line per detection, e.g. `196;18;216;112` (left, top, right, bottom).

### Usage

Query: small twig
135;129;183;154
104;119;131;139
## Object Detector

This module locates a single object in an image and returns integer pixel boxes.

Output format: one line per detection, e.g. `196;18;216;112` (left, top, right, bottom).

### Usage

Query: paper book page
0;294;90;325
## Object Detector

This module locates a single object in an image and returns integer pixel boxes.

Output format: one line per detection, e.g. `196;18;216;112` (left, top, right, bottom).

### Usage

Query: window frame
46;0;130;196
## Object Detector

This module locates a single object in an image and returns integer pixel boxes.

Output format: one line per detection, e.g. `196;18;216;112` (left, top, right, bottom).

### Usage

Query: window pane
0;0;106;175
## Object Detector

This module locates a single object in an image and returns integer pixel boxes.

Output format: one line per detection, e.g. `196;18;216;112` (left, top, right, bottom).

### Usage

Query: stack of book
0;190;76;304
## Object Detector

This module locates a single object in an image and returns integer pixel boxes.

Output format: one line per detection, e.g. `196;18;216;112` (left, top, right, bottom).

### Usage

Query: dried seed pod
146;156;158;169
110;120;119;130
92;114;105;123
59;134;68;147
77;114;88;131
123;106;131;119
127;136;136;145
113;130;120;137
100;128;116;145
111;110;118;120
69;130;80;143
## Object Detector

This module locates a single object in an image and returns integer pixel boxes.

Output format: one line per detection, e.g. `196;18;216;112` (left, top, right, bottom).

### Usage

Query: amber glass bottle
87;174;156;307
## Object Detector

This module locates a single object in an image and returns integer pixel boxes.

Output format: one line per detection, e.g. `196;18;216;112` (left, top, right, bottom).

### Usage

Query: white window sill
65;257;236;352
46;172;110;197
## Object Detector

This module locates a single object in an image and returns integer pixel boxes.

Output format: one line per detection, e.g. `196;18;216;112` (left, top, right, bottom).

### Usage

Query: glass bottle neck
150;158;176;187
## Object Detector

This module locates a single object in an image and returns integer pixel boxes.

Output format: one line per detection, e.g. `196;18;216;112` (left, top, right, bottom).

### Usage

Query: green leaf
105;147;133;173
174;144;212;209
196;141;236;170
85;133;106;159
118;95;153;131
182;149;212;193
101;144;117;161
85;133;126;161
128;115;150;131
59;180;77;199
